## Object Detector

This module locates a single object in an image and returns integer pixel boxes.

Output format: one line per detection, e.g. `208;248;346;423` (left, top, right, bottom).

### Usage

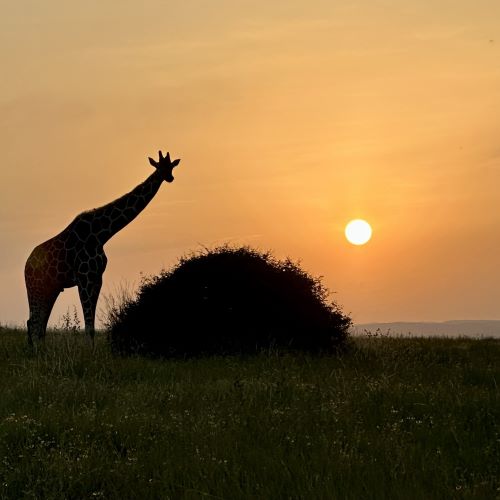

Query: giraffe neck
84;170;164;245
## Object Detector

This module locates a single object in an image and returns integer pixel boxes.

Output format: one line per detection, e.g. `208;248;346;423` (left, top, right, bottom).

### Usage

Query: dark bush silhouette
107;246;351;357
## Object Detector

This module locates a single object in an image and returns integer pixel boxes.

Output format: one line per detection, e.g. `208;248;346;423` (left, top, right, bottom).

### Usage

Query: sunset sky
2;0;500;327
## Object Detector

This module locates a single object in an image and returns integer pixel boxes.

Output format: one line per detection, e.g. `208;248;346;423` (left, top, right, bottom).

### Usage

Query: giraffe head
148;151;181;183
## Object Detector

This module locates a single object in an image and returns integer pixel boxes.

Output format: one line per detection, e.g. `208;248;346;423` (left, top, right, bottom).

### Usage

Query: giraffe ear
171;159;180;167
149;157;158;168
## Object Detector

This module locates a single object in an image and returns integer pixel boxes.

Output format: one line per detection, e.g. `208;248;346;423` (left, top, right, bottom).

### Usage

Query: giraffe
24;150;180;347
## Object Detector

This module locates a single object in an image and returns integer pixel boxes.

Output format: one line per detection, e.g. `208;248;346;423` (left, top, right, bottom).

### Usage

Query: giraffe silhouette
24;150;180;346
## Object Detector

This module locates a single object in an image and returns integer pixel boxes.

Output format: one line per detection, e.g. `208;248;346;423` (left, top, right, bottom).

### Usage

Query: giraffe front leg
78;276;102;346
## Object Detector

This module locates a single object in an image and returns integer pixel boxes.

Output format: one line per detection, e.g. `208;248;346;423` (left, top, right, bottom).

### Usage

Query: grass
0;328;499;499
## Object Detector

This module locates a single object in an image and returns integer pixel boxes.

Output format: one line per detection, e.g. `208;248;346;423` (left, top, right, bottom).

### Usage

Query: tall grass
0;329;499;499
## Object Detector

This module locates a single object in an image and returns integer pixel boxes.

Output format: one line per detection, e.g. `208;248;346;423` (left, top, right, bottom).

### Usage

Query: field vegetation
108;246;350;357
0;328;499;499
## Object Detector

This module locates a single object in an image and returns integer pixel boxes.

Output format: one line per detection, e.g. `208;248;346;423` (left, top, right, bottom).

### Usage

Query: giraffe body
25;151;180;346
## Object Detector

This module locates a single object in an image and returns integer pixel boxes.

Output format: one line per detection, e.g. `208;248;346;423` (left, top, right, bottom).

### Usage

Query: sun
345;219;372;245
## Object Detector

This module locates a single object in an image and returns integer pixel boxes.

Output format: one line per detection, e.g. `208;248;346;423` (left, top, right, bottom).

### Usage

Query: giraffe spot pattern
24;152;180;344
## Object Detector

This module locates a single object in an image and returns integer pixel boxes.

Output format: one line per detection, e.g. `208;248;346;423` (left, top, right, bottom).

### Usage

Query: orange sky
2;1;500;326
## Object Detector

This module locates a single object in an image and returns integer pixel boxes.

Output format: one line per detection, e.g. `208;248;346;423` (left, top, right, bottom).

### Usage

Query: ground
0;328;499;499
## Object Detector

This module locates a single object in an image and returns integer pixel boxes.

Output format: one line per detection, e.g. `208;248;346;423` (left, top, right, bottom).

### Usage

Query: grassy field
0;329;499;499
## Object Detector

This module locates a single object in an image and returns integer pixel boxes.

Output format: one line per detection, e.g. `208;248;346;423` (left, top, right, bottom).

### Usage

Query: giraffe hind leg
26;272;40;347
27;318;34;347
26;290;60;346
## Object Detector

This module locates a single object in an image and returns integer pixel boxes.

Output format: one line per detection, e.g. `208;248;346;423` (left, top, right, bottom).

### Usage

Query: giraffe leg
78;277;102;345
27;319;34;347
27;290;59;346
38;293;59;340
26;272;41;347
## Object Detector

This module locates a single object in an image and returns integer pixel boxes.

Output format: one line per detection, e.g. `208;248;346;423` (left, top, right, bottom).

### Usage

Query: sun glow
345;219;372;246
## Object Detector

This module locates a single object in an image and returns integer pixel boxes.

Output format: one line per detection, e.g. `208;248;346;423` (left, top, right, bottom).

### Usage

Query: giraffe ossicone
24;150;180;347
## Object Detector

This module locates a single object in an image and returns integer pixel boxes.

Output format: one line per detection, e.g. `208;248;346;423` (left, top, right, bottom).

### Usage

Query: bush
107;246;351;357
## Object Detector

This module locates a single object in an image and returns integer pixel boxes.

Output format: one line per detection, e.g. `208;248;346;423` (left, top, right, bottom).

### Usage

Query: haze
2;0;500;326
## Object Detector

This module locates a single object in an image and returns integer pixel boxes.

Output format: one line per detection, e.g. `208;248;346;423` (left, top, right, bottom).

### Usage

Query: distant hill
352;320;500;338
